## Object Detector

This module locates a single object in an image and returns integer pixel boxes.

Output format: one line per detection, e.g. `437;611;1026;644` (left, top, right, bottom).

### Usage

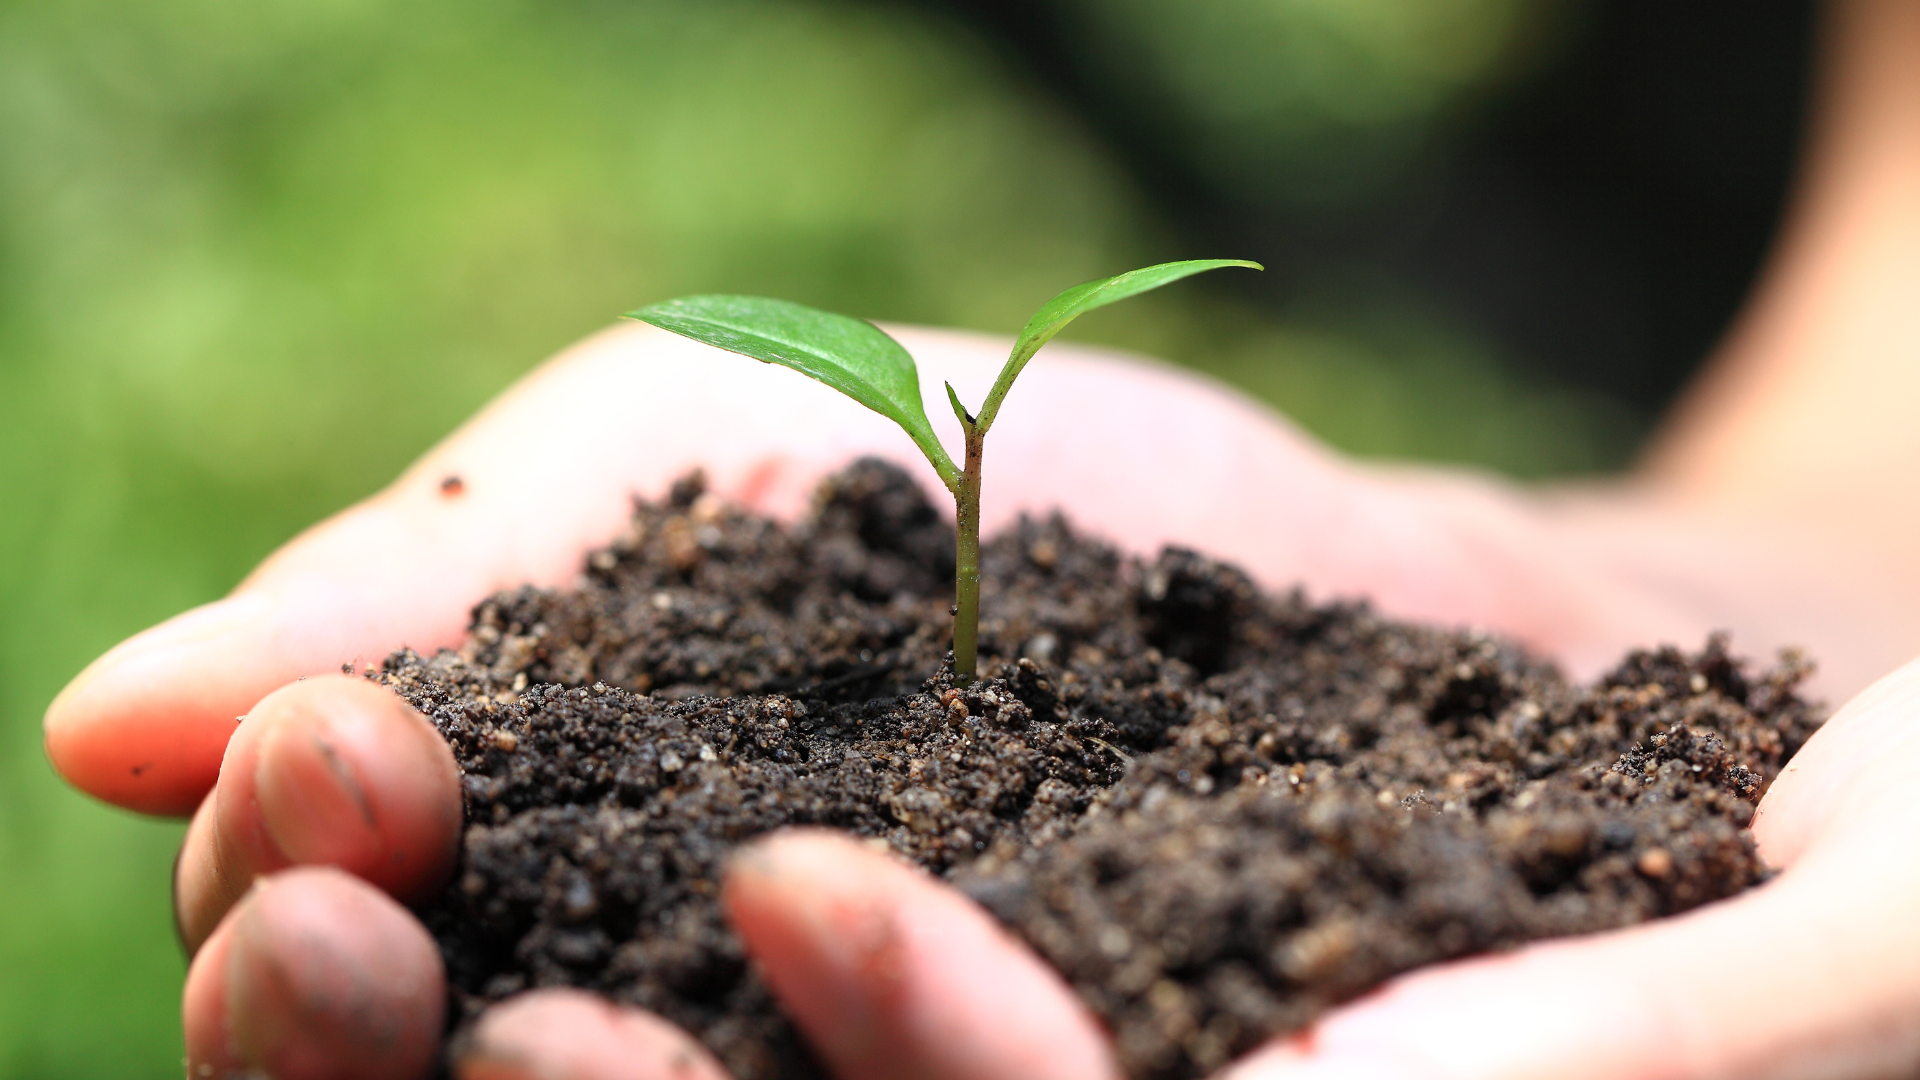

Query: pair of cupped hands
43;324;1920;1080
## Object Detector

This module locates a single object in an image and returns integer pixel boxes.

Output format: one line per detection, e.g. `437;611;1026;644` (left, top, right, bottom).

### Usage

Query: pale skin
42;0;1920;1075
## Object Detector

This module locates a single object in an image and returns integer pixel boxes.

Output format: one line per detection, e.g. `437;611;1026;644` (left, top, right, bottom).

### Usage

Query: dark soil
380;459;1822;1080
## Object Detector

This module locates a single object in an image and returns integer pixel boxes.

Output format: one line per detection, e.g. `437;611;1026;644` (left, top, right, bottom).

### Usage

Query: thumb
42;499;506;816
1225;660;1920;1080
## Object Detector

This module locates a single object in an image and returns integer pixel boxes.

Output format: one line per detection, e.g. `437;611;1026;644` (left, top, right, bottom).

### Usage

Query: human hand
96;322;1301;1079
45;322;1920;1079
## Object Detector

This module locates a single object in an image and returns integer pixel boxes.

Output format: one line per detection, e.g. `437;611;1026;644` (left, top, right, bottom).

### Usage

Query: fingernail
225;868;445;1080
255;716;380;866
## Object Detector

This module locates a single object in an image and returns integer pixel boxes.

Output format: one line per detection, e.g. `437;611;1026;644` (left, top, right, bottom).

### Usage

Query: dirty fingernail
226;868;444;1080
255;718;380;865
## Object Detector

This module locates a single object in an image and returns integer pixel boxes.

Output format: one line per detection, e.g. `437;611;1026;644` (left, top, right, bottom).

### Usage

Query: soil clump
380;459;1822;1080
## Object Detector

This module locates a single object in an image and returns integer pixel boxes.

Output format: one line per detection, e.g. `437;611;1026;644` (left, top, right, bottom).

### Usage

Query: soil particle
383;458;1822;1080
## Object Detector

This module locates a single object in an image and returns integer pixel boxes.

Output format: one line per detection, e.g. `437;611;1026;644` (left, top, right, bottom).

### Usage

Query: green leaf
629;295;959;489
973;258;1262;432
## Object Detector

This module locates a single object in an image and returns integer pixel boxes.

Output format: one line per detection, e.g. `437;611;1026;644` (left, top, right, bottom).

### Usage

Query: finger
450;989;729;1080
723;828;1117;1080
1221;660;1920;1080
174;674;461;953
183;866;445;1080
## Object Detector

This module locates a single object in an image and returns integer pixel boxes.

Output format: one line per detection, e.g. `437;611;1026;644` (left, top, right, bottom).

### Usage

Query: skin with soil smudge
379;459;1821;1080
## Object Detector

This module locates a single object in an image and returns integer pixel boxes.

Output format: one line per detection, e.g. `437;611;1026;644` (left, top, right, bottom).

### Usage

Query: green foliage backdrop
0;0;1631;1074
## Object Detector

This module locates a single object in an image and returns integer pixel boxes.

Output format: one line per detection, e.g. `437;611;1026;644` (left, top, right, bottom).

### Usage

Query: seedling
628;259;1260;684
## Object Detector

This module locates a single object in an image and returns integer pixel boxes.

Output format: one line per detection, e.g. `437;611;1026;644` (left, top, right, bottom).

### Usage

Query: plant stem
952;424;984;684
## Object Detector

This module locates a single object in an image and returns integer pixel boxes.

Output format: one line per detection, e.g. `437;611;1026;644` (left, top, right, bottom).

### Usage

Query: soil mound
381;459;1820;1080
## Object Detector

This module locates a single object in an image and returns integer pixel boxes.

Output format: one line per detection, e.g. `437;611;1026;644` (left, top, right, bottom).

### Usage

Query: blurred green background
0;0;1809;1074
